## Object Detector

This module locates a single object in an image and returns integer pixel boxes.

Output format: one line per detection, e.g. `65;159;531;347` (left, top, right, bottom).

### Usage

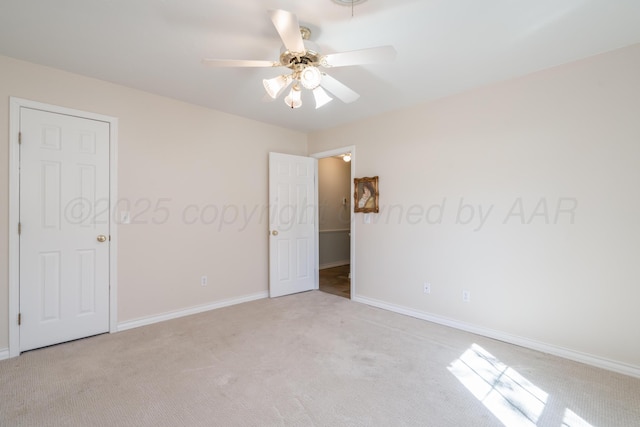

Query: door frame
311;145;355;299
8;97;119;358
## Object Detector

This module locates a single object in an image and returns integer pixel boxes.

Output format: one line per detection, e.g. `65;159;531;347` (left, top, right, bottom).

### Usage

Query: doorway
8;98;119;357
313;147;354;299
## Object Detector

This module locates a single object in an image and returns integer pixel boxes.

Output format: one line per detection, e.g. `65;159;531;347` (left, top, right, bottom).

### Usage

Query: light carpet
1;291;639;426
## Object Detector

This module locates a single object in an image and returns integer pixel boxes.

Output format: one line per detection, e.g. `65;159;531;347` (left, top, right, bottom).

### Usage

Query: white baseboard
319;260;350;270
0;347;9;361
353;295;640;379
117;291;268;332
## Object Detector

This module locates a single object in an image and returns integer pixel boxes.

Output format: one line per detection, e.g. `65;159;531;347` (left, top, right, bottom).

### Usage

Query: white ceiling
1;0;640;133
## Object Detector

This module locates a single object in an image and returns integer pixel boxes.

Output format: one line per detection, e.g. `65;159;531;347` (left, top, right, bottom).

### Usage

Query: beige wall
309;44;640;369
0;55;307;349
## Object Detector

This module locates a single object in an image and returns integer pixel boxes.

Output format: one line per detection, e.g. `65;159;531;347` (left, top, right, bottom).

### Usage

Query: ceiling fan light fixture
263;74;292;99
284;85;302;109
300;66;322;90
312;86;333;109
202;9;395;113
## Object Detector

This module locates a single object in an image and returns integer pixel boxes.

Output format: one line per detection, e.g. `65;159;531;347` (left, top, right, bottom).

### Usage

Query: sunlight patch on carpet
448;343;595;427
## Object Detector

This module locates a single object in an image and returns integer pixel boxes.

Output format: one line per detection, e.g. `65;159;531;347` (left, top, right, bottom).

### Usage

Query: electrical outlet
201;276;208;286
462;290;471;303
423;282;431;294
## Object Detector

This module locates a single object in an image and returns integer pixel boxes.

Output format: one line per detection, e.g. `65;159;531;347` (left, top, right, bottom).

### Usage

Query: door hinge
18;222;21;235
18;132;22;144
18;313;21;325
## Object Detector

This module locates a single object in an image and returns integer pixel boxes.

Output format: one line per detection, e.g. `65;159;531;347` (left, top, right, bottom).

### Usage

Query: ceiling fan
202;9;396;109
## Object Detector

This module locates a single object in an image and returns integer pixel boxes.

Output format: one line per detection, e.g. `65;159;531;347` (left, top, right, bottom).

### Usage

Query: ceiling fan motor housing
279;26;322;68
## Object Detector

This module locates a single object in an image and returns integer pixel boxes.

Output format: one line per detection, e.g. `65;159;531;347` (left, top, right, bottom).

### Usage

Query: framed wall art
354;176;379;213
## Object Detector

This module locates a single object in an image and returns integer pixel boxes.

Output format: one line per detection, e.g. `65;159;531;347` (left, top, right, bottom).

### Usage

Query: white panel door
269;152;317;297
19;107;110;351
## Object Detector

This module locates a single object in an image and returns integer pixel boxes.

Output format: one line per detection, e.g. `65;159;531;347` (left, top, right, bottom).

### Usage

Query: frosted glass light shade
263;75;292;99
343;153;351;162
284;85;302;108
312;86;333;109
300;66;322;90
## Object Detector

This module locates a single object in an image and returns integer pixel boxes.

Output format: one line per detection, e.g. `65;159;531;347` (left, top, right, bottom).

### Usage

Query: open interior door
269;152;317;297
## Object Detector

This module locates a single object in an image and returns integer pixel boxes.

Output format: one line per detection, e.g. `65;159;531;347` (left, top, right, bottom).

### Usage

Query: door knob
271;230;278;236
97;235;107;242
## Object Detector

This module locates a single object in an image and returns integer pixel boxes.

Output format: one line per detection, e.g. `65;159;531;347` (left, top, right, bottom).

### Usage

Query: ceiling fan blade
268;9;306;54
201;59;280;68
320;74;360;104
321;46;397;68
